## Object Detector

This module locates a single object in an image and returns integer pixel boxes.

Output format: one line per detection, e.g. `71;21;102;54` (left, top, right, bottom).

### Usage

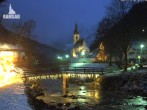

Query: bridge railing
62;66;104;74
23;66;104;76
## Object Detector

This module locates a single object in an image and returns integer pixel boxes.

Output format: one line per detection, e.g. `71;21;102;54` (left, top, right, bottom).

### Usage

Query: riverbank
96;69;147;96
24;80;50;110
0;82;32;110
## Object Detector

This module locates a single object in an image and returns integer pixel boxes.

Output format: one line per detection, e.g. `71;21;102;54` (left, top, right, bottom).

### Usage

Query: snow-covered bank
96;69;147;95
69;63;109;68
0;83;32;110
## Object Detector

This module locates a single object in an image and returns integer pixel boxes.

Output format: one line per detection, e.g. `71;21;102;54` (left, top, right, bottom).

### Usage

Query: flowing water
37;77;147;110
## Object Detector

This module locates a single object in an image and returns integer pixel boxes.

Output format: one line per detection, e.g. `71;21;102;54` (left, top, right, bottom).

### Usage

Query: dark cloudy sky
5;0;111;49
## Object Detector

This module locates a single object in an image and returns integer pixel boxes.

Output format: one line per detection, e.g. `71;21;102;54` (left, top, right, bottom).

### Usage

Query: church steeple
74;23;79;34
73;22;80;44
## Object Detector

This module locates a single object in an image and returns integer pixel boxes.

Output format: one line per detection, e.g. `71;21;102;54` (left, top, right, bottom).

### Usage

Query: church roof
74;23;79;34
74;39;84;48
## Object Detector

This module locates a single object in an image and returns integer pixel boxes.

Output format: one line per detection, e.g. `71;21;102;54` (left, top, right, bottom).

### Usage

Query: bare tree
22;20;36;38
106;0;133;71
96;17;112;65
11;20;36;61
11;20;36;42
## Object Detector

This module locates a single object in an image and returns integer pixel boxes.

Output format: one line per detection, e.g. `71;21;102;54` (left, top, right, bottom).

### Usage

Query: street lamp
139;44;144;64
65;54;71;64
81;51;85;56
138;55;141;64
142;29;145;32
65;54;69;58
57;56;62;60
140;44;144;53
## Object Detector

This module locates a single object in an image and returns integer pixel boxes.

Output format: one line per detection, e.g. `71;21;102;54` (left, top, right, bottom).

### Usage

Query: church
72;23;90;58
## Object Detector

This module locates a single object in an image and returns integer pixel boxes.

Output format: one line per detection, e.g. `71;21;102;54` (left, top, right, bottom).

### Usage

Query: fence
63;66;104;74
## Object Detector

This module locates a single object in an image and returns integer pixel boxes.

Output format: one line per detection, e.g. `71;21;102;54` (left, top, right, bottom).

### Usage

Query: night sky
6;0;111;49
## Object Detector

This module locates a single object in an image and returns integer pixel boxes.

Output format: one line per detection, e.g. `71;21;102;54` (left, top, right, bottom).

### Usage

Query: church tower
73;23;80;44
72;23;90;58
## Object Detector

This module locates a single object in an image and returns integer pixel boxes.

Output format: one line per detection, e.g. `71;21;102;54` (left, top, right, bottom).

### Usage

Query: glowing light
97;42;107;61
142;29;145;32
0;44;23;87
65;54;69;58
81;51;85;56
57;56;63;60
140;44;144;49
80;86;85;90
138;55;141;59
0;60;22;87
0;51;15;61
73;52;77;58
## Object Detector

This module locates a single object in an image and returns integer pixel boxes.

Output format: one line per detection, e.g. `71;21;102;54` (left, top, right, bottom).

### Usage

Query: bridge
23;73;100;81
22;66;104;81
22;67;103;95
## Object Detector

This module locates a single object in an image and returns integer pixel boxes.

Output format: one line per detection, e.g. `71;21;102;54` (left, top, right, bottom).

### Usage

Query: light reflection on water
36;74;101;108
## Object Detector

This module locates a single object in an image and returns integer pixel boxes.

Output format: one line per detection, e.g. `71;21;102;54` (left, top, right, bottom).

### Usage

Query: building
72;23;90;58
128;42;147;63
0;43;25;63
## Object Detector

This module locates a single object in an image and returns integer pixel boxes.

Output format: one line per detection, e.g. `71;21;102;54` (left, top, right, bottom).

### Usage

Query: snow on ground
0;83;32;110
69;63;109;68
